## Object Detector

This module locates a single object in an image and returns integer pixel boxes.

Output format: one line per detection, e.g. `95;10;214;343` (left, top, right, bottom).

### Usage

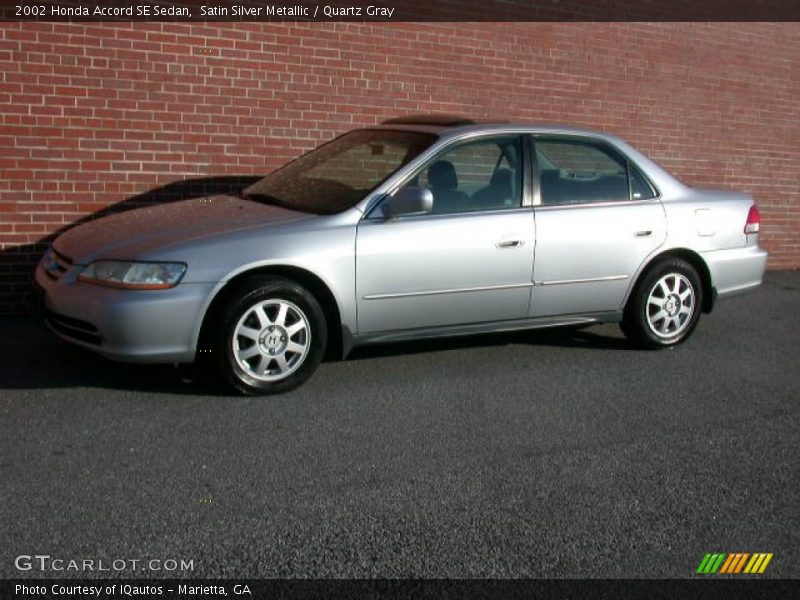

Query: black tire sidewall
217;277;327;395
626;258;703;348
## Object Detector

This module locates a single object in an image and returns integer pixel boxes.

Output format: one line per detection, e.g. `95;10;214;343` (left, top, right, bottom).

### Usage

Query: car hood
53;195;310;263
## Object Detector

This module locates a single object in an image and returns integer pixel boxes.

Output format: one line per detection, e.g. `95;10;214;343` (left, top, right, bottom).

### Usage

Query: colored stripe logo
696;552;773;574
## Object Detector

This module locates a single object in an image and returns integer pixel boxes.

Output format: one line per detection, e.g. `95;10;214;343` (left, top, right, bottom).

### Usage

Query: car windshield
243;129;437;215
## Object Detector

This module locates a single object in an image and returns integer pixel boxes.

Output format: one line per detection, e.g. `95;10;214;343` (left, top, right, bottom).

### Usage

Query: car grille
45;309;102;346
44;249;74;282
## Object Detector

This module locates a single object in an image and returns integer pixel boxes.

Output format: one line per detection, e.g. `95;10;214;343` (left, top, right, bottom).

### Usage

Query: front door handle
496;239;523;248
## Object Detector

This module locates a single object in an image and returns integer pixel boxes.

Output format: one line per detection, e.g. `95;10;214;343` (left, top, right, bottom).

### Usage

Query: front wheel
621;258;703;349
215;277;327;395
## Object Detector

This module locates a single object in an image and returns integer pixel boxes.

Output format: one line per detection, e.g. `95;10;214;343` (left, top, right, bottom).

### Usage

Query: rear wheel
621;258;703;349
215;277;327;395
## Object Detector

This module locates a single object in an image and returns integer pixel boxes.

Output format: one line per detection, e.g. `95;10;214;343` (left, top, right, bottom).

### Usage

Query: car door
355;135;535;334
529;135;666;317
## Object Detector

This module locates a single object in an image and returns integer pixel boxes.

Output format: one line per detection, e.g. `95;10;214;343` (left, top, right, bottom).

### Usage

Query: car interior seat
427;160;468;213
470;168;514;209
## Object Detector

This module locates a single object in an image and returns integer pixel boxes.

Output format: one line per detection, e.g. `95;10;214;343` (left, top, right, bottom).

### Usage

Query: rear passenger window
535;138;630;205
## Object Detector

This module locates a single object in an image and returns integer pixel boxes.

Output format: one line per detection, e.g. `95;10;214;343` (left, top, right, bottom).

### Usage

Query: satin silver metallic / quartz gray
34;116;768;394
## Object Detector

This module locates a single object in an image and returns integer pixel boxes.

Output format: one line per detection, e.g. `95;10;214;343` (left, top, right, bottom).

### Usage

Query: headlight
78;261;186;290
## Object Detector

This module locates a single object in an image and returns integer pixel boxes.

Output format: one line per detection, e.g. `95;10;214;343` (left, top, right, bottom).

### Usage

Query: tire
214;276;327;395
621;258;703;349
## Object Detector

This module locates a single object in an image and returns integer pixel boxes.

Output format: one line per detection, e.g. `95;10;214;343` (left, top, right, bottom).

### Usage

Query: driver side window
410;136;523;214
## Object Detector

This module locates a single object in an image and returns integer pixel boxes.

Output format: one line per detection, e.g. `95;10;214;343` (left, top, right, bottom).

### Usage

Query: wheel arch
196;264;345;361
625;248;715;314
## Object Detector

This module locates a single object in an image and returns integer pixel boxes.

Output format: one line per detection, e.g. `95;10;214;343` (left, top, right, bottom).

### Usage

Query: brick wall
0;22;798;313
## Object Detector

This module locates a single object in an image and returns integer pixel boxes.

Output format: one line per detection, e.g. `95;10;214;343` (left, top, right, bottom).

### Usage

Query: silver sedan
34;116;768;394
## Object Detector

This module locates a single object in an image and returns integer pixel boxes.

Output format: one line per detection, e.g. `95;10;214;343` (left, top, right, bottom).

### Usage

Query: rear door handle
496;239;522;248
635;230;652;237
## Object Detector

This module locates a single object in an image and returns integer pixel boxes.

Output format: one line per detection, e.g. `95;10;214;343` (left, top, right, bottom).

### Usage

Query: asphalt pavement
1;271;798;578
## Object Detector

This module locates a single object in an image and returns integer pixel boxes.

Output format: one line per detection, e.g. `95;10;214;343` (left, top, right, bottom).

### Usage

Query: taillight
744;205;760;234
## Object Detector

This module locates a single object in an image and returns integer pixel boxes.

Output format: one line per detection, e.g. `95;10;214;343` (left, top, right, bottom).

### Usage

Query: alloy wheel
645;273;695;338
232;299;311;382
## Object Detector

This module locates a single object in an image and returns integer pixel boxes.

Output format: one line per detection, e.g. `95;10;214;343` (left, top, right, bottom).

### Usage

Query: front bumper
34;263;216;363
701;245;768;299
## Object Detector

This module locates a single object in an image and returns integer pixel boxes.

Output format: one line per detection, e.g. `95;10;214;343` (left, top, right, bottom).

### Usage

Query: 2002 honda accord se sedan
34;115;768;394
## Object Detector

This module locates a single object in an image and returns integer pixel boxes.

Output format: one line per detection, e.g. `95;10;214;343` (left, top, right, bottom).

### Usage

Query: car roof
374;115;617;142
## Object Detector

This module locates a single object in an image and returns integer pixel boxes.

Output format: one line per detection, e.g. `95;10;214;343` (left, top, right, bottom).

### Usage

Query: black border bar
4;579;800;600
2;0;800;22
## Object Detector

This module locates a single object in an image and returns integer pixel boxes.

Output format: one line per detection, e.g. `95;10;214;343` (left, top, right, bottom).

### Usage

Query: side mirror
386;186;433;217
